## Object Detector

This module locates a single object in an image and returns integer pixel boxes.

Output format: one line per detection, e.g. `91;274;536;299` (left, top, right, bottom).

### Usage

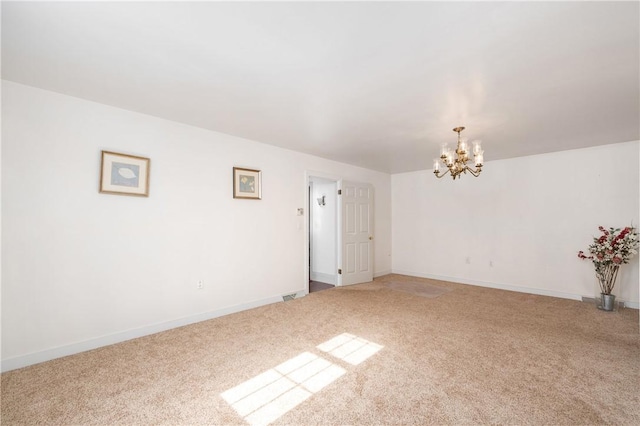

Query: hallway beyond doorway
310;281;334;293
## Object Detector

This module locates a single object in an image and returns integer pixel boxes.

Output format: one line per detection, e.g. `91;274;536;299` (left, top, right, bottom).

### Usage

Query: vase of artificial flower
578;226;638;311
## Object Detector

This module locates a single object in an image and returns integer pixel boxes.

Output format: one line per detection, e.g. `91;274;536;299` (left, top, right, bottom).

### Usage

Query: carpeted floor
2;274;639;425
382;280;454;298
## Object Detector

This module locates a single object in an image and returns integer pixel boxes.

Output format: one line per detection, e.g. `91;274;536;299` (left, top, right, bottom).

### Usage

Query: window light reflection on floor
221;333;383;425
317;332;384;365
221;352;346;426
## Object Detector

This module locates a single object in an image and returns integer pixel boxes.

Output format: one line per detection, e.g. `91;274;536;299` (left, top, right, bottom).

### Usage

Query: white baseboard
624;300;640;309
1;295;283;373
374;269;392;278
310;271;337;285
283;289;308;299
390;269;638;310
4;274;635;373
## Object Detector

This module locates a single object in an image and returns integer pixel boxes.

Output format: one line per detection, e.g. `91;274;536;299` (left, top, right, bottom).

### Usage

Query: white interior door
339;180;374;286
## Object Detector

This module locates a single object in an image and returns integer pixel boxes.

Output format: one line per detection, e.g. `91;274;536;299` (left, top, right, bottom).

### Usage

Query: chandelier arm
465;167;481;177
434;168;450;179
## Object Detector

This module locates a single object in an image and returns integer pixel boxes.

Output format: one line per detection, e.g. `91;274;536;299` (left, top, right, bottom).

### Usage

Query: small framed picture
99;150;150;197
233;167;262;200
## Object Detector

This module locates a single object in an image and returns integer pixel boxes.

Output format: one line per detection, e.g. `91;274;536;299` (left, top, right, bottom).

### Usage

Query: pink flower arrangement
578;226;638;295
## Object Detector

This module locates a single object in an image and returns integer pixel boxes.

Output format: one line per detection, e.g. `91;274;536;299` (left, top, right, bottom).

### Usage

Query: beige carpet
2;274;639;425
382;280;454;298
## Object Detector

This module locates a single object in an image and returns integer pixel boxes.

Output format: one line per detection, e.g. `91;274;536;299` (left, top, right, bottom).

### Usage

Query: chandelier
433;126;484;180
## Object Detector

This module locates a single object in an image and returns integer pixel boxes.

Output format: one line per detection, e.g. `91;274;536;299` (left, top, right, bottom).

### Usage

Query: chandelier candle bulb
433;159;440;172
473;141;482;155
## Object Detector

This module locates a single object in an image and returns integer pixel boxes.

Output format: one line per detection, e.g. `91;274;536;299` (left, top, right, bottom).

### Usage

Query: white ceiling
2;1;639;174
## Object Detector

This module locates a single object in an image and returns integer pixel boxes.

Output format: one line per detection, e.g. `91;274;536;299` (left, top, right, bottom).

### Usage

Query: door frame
305;171;342;294
304;172;375;293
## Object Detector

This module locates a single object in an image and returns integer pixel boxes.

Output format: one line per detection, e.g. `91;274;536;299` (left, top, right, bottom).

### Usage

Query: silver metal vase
600;293;616;311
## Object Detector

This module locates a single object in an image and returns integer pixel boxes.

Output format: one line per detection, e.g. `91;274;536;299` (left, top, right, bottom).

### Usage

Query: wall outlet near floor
197;280;204;290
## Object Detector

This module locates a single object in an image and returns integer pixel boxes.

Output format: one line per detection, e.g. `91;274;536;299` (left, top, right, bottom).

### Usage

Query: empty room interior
2;1;640;425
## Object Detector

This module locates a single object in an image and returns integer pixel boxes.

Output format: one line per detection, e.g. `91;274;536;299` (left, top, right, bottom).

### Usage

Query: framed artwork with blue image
233;167;261;200
100;150;150;197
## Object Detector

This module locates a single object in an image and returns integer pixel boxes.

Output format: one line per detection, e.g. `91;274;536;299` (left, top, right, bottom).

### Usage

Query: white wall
392;141;640;306
1;81;392;370
0;77;3;364
309;177;337;284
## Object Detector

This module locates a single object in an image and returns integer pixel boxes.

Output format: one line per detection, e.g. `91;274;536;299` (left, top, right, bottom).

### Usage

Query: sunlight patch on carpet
222;333;384;425
317;333;383;365
221;352;346;425
383;281;454;298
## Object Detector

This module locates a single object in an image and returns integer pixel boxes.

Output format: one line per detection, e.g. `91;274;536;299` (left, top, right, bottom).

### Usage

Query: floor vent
282;294;296;302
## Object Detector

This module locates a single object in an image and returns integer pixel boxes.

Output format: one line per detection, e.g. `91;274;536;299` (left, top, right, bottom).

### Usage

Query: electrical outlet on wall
197;280;204;290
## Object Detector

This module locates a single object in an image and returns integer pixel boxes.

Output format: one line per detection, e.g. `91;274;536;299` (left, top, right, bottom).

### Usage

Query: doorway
308;176;338;293
306;174;375;294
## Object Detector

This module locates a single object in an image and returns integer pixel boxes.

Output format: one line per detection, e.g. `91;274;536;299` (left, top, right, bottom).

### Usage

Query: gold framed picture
99;150;150;197
233;167;262;200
